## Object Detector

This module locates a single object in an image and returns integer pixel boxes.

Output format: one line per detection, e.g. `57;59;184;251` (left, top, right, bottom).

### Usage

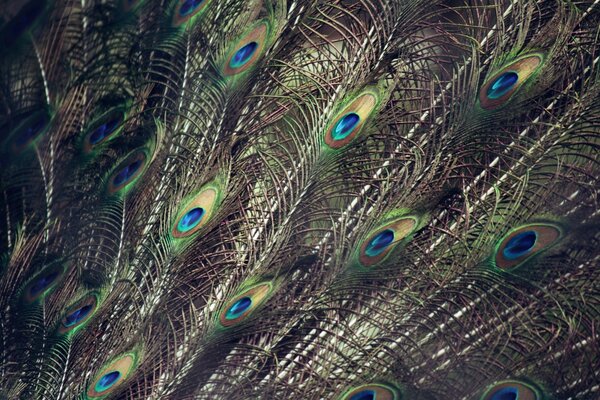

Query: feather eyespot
87;352;139;398
107;150;148;195
494;222;564;270
219;283;273;327
226;296;252;319
479;54;543;110
341;383;399;400
23;263;64;303
83;108;126;153
481;380;543;400
230;42;258;69
57;293;99;335
487;72;518;99
177;207;205;233
325;92;378;149
8;110;51;154
171;0;210;27
358;216;418;267
172;185;221;238
223;22;269;76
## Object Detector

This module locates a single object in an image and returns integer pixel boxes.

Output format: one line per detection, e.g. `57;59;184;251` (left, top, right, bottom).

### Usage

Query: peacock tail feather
0;0;599;399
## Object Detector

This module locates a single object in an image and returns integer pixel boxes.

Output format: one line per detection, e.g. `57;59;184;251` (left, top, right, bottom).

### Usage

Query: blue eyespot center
29;271;59;297
63;304;93;327
112;159;143;187
179;0;204;17
332;113;360;141
177;207;205;232
490;386;518;400
89;116;123;145
503;230;537;260
365;229;395;257
95;371;121;392
14;114;49;147
487;71;519;100
230;42;258;69
350;389;376;400
226;296;252;320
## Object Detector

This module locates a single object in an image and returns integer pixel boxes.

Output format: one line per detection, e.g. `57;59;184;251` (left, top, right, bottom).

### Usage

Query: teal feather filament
1;1;598;398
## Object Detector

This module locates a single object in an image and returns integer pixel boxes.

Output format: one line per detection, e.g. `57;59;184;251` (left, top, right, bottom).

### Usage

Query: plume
0;0;599;399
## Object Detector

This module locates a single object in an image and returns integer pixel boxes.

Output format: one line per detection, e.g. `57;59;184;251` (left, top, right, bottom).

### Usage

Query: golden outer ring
359;217;417;267
494;223;562;270
479;55;543;110
219;283;272;327
325;94;377;149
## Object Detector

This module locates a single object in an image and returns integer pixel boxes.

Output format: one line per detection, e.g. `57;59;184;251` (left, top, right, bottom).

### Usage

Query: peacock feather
0;0;599;399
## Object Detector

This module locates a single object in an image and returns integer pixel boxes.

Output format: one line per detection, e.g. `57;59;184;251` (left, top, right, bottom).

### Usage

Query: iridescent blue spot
179;0;204;17
63;304;93;327
225;297;252;320
29;271;59;297
487;72;519;100
365;229;395;257
490;387;518;400
112;159;143;187
230;42;258;69
332;113;360;141
14;115;48;147
89;116;122;145
177;207;204;232
95;371;121;393
350;390;376;400
503;231;537;260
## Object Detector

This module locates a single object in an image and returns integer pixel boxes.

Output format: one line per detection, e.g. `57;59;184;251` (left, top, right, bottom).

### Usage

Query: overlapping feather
0;0;598;399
